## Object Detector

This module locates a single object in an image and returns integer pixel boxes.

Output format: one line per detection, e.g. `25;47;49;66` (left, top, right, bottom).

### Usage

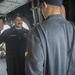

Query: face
0;19;3;30
14;16;23;28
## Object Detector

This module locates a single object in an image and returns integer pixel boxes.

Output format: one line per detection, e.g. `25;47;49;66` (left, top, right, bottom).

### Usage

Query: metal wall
64;0;75;23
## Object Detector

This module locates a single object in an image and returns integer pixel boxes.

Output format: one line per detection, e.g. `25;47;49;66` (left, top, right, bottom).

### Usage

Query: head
41;0;63;19
0;17;4;30
13;14;23;28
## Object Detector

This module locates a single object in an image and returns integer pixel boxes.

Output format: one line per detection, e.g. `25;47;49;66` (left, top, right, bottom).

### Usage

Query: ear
43;2;47;9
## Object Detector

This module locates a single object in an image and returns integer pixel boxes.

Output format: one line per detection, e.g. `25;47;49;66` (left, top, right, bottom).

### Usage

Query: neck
45;5;61;19
15;26;22;30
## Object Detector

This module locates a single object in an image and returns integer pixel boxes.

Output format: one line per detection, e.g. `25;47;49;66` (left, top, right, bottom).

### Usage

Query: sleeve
0;31;6;44
25;31;44;75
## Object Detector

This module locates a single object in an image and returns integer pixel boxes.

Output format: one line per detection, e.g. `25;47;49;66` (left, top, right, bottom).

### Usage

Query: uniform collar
15;27;22;30
12;26;23;30
46;14;64;20
12;26;24;31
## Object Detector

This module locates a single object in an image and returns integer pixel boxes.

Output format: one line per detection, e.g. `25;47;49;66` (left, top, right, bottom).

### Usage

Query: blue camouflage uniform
25;14;75;75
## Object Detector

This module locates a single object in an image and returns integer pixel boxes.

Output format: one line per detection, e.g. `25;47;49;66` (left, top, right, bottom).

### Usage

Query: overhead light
9;11;10;12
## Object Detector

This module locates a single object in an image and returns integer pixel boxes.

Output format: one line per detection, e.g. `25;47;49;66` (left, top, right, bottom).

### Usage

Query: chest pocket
9;34;18;41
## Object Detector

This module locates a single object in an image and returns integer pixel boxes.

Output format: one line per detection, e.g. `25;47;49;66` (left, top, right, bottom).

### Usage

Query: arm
25;31;44;75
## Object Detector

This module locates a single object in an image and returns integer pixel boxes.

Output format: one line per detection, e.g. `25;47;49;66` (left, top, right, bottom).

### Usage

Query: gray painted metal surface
0;59;7;75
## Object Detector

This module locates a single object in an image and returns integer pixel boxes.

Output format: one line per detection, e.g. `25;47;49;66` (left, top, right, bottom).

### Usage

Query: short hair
13;14;23;20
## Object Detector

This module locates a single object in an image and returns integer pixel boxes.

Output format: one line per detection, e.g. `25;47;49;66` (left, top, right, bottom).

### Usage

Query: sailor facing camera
0;14;29;75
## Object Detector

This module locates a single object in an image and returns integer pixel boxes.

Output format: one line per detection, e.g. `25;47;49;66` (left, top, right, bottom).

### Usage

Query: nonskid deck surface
0;59;7;75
